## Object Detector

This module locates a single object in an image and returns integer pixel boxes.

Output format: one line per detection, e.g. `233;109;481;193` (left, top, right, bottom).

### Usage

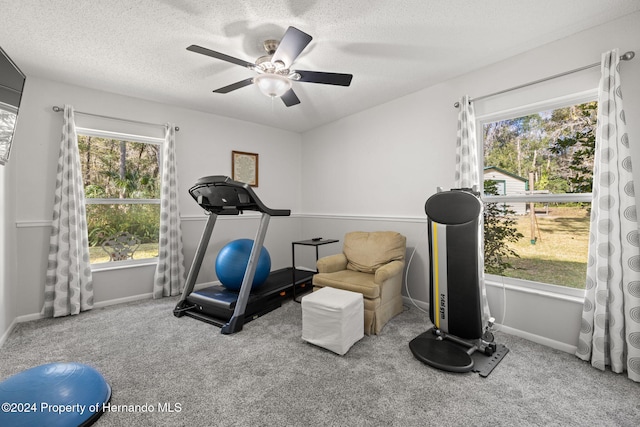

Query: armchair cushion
344;231;406;273
312;270;381;299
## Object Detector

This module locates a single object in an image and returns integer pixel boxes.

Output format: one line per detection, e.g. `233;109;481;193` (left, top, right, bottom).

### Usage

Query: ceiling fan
187;26;353;107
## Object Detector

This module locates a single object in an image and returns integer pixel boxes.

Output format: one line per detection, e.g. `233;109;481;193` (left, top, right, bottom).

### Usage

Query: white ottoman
301;287;364;355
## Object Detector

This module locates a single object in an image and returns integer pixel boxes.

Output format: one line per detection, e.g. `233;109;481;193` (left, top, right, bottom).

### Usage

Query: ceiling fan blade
213;78;254;94
187;45;255;69
271;27;312;67
281;89;301;107
294;70;353;86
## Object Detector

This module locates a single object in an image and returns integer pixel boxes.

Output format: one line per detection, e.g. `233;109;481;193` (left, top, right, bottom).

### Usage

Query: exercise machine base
409;328;509;378
174;267;314;329
471;342;509;378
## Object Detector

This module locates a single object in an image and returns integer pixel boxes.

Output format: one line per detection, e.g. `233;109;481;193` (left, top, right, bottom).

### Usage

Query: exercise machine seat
312;231;406;335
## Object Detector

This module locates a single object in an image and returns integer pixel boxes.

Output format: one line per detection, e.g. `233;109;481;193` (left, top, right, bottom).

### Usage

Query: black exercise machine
409;189;509;377
173;175;314;334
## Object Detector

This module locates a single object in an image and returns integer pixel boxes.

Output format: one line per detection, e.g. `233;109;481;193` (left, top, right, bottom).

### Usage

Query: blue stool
0;362;111;426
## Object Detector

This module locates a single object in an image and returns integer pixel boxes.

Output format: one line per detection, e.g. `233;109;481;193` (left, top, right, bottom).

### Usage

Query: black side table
291;238;339;302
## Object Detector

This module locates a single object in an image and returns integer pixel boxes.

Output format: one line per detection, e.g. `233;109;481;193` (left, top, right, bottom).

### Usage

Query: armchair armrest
316;253;348;273
374;260;405;284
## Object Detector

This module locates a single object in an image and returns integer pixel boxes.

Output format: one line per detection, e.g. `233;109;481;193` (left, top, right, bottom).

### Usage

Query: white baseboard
194;281;218;291
93;292;154;309
402;295;429;313
401;296;577;355
91;281;219;308
0;311;43;347
494;324;577;354
15;312;44;323
0;318;18;348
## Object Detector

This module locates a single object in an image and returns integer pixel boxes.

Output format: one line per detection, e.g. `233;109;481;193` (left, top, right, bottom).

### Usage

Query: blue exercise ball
216;239;271;291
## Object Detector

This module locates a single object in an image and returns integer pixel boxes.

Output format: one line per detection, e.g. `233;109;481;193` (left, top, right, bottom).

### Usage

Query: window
481;96;596;291
0;103;17;163
77;128;162;264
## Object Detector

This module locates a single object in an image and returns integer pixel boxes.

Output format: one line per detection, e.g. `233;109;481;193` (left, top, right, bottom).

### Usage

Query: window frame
76;126;164;268
477;90;598;298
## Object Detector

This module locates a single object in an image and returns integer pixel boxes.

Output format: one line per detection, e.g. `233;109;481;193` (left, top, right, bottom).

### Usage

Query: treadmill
173;175;314;334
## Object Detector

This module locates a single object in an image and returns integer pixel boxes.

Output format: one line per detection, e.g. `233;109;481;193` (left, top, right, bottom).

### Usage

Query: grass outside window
497;205;589;288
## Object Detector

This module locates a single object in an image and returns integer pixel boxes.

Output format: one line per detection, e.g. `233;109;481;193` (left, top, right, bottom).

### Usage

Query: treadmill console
189;175;290;216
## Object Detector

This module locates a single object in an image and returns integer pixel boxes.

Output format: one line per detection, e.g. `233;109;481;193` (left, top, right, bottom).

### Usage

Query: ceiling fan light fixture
254;73;292;98
188;26;353;107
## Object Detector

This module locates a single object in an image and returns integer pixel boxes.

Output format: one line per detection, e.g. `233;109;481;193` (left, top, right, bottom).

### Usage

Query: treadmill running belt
183;268;314;327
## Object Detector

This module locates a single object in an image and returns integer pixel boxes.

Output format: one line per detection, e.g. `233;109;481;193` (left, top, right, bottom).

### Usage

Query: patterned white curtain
455;95;479;189
153;124;185;298
455;95;491;326
576;49;640;382
44;105;93;317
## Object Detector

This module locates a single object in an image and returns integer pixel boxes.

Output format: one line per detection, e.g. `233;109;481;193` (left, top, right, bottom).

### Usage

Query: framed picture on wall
232;150;259;187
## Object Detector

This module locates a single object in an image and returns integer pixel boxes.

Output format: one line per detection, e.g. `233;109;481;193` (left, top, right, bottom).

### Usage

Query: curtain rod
52;106;179;131
453;50;635;108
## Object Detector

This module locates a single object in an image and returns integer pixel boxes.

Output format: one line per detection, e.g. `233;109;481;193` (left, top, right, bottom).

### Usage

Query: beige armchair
312;231;406;335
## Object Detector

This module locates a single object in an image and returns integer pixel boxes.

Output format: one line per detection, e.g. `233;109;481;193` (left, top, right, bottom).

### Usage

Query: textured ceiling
2;0;639;132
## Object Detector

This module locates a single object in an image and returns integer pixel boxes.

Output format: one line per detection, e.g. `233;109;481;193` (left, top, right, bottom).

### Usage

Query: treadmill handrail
189;175;290;216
